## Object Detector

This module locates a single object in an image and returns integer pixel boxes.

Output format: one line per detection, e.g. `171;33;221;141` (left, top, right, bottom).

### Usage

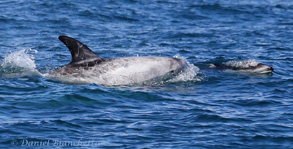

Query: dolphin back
59;36;103;64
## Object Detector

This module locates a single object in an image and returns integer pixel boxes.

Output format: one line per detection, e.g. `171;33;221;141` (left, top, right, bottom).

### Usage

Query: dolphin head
248;63;274;73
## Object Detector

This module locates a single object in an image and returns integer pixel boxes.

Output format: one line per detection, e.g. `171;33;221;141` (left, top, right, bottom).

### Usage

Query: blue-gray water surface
0;0;293;148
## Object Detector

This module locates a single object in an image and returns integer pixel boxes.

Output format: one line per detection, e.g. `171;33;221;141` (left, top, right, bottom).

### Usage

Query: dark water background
0;0;293;148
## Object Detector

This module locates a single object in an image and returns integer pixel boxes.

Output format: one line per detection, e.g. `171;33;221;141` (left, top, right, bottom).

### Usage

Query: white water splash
167;54;201;83
0;49;41;78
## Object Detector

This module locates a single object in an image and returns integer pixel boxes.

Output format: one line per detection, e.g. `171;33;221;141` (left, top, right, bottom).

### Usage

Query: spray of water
166;54;202;83
0;49;41;78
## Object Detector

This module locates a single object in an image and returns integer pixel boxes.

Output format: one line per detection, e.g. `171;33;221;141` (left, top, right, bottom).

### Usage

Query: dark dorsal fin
58;35;103;64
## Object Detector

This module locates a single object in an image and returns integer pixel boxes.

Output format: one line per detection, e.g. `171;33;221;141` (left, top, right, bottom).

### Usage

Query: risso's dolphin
51;36;185;85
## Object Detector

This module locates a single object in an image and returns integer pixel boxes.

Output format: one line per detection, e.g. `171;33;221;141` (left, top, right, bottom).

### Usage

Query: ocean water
0;0;293;148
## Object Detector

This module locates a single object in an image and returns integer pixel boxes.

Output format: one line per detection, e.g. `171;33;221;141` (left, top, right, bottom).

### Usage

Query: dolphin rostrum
51;36;186;85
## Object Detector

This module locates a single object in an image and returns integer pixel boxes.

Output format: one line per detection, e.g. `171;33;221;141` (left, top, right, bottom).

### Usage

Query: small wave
0;49;41;78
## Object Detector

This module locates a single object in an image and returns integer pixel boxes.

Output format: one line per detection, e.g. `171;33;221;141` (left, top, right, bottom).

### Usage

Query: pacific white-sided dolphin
209;60;274;74
51;36;185;85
